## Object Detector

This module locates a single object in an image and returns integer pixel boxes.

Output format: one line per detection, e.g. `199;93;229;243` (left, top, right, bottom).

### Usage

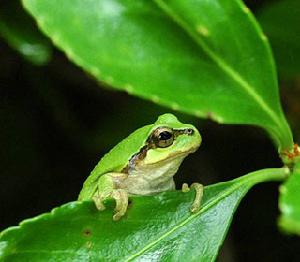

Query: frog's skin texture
78;113;203;220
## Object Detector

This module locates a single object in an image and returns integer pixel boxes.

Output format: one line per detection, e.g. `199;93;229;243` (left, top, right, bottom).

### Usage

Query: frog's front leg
92;172;128;221
182;183;204;213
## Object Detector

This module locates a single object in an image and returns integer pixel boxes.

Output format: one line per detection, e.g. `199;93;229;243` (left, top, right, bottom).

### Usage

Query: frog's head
142;113;202;165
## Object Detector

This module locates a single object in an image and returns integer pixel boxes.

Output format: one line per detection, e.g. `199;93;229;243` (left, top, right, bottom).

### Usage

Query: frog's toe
111;189;128;221
92;194;106;211
191;201;201;213
190;183;204;213
182;182;204;213
181;183;190;193
113;212;123;221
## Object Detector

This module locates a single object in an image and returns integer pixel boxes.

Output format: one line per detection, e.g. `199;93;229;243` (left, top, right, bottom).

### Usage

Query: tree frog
78;113;203;220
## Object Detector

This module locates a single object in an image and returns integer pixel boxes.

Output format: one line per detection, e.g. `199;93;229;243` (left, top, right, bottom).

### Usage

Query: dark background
1;0;300;261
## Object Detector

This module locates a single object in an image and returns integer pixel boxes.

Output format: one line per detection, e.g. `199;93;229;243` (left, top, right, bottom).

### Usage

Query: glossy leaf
0;1;52;65
22;0;293;150
279;163;300;235
257;0;300;79
0;168;288;261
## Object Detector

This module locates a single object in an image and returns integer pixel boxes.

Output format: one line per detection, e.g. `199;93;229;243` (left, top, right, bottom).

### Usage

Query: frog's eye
152;127;174;148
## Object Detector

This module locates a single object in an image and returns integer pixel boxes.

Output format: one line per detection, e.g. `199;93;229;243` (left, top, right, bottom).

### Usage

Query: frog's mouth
148;145;200;163
130;144;200;169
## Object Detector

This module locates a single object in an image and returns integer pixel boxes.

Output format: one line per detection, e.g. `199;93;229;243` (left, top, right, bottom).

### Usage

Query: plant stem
233;167;290;185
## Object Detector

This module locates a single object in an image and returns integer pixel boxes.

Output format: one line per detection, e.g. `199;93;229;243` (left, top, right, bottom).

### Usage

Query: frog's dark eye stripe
174;128;194;136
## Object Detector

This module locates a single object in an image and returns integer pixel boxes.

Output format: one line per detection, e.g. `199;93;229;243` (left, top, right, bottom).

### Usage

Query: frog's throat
124;153;187;195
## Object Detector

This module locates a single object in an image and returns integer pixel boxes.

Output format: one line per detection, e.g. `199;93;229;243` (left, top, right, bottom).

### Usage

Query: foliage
0;169;288;261
279;162;300;234
0;1;52;65
0;0;299;261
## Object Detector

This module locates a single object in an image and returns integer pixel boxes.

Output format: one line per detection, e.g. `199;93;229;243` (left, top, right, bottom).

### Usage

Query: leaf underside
22;0;293;150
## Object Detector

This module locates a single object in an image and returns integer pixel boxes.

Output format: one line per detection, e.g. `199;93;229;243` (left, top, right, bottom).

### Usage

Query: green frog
78;113;203;220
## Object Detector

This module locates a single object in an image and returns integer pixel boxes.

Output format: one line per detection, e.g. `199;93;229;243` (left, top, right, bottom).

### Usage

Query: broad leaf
279;163;300;235
258;0;300;79
0;168;288;261
0;1;52;65
22;0;293;150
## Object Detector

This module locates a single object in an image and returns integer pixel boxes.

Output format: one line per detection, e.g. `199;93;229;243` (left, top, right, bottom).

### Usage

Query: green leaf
21;0;293;150
0;168;288;261
257;0;300;79
0;1;52;65
279;163;300;235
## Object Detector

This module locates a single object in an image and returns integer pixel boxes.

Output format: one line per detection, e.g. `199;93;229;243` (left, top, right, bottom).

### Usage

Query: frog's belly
124;155;185;195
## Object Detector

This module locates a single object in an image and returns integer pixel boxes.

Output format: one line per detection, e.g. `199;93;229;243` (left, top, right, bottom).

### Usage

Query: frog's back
78;124;153;200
